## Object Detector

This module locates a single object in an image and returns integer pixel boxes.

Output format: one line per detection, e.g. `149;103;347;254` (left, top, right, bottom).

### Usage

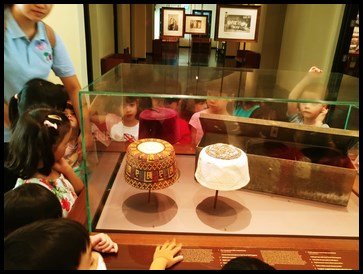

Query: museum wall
257;4;287;70
277;4;345;91
117;4;131;53
46;4;346;87
43;4;88;88
146;5;154;54
131;5;147;59
89;4;115;81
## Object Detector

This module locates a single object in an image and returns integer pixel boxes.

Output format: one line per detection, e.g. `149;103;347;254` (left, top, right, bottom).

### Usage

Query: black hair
6;107;71;179
222;257;276;270
4;4;14;9
123;96;141;119
164;98;180;105
8;78;69;131
4;218;90;270
124;96;138;104
4;184;62;237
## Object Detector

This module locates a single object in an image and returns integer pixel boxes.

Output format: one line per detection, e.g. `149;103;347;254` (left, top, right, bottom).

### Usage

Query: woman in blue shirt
4;4;92;192
4;4;86;143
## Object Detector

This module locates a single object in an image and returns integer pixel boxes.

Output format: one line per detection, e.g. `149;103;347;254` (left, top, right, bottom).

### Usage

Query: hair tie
44;120;58;130
47;114;62;121
14;93;19;100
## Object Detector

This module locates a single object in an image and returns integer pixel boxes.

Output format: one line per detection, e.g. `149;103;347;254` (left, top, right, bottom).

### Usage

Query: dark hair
164;98;180;105
4;218;90;270
4;184;62;237
8;78;69;131
65;101;75;112
123;96;141;119
6;107;71;178
222;257;276;270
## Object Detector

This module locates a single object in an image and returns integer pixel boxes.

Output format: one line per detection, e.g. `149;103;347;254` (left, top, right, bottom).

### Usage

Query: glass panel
79;64;359;232
82;64;359;105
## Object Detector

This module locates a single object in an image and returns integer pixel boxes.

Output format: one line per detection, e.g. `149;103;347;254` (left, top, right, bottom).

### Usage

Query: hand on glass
149;238;183;270
90;233;118;253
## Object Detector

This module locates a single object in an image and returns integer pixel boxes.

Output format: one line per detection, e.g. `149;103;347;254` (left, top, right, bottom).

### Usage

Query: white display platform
96;155;359;237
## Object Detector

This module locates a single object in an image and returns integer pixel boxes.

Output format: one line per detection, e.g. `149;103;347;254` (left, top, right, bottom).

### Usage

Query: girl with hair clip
6;107;84;217
4;78;70;193
8;78;69;132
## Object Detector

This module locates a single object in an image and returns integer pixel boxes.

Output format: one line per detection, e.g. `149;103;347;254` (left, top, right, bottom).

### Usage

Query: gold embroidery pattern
124;138;178;190
205;143;242;160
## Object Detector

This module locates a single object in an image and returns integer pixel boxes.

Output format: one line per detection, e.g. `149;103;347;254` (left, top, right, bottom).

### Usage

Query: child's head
164;98;181;112
206;91;230;114
4;218;94;270
64;101;79;132
299;83;328;122
222;256;276;270
4;184;62;237
8;78;68;131
120;96;140;122
194;99;207;113
6;107;71;179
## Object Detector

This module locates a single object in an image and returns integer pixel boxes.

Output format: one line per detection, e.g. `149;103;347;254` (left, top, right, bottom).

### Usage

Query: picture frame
161;7;185;38
215;5;261;42
192;10;212;37
184;15;208;35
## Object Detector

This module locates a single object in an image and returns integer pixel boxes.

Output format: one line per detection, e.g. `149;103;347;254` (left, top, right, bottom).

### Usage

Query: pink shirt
189;110;206;145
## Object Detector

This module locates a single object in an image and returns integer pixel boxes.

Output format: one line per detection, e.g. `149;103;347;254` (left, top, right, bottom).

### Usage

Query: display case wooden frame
215;4;261;42
161;7;185;38
184;15;208;35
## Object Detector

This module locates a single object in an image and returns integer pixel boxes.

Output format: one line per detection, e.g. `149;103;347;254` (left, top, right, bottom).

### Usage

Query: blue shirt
4;8;76;142
233;104;261;118
287;112;330;128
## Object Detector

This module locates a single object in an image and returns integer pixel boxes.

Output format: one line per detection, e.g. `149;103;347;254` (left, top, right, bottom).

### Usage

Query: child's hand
308;66;323;73
90;233;118;253
149;238;183;270
307;66;323;80
53;157;73;174
315;107;329;126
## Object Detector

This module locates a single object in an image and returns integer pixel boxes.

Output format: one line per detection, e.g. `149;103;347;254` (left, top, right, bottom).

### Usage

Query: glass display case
78;63;358;236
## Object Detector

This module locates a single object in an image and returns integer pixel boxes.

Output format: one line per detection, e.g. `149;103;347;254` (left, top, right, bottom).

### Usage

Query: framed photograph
161;7;185;38
184;15;208;35
192;10;212;37
215;5;261;42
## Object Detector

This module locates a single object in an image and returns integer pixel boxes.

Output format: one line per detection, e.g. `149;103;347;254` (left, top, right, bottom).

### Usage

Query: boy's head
4;184;62;237
299;83;328;121
222;256;275;270
4;218;93;270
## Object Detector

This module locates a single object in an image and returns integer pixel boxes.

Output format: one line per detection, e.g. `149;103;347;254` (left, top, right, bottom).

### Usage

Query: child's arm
53;157;84;194
90;112;107;125
149;239;183;270
90;233;118;253
287;66;323;116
